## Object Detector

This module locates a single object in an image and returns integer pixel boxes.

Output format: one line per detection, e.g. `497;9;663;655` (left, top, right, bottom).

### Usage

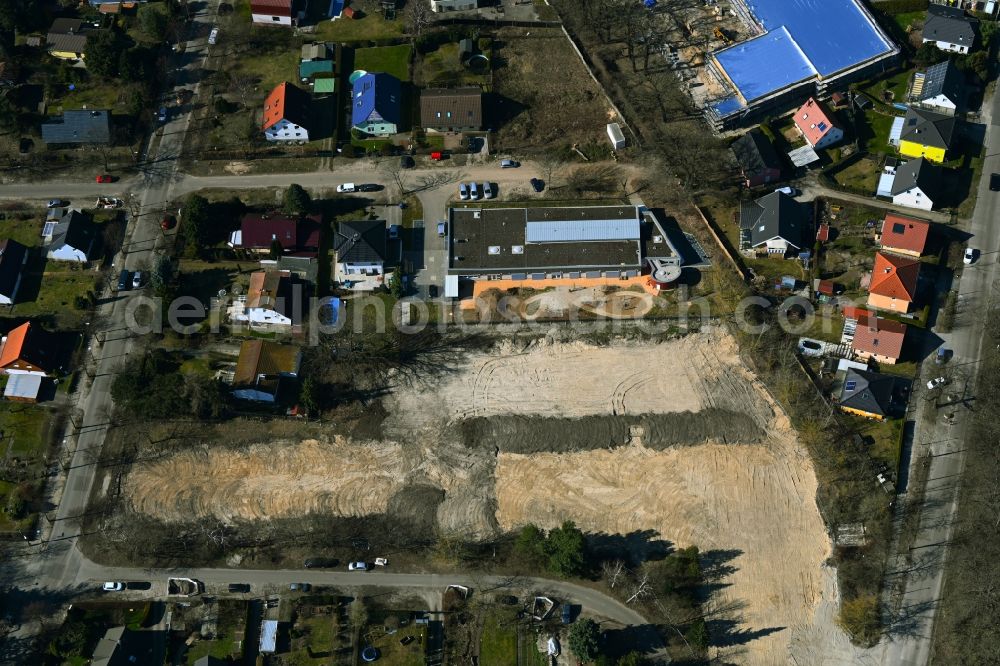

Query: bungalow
731;129;782;188
890;158;939;211
46;210;96;263
228;213;322;255
231;270;303;328
793;98;843;150
837;368;900;421
739;191;810;257
251;0;304;25
0;239;29;306
332;220;387;287
923;5;977;54
868;251;921;313
877;213;931;257
420;88;483;132
351;73;402;136
851;314;907;365
899;107;955;164
41;109;112;145
0;322;57;375
231;339;301;403
914;59;964;116
46;18;95;61
262;82;312;143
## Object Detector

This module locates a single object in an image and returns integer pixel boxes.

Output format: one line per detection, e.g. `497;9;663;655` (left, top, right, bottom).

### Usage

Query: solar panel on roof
42;221;56;237
818;122;827;131
845;380;857;391
892;223;906;234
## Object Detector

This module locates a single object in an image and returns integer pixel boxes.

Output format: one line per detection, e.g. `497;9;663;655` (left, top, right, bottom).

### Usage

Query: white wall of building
813;127;844;149
923;38;969;53
339;261;384;276
247;308;292;326
264;118;309;142
920;94;957;114
47;245;87;263
893;187;935;211
252;12;292;25
431;0;478;11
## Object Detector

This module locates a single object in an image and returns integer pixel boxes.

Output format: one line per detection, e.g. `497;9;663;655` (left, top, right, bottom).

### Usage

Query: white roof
4;374;42;400
260;620;278;653
445;275;459;298
525;218;640;243
788;144;820;167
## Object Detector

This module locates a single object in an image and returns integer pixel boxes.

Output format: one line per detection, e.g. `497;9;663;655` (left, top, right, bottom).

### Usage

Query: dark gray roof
739;191;808;250
920;59;963;103
49;210;96;255
46;18;91;54
900;107;955;150
731;129;782;176
891;158;939;197
333;220;387;263
0;239;28;299
838;369;897;417
41;109;112;144
923;8;977;48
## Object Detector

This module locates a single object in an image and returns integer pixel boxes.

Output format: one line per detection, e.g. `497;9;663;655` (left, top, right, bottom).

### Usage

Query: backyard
354;44;413;81
360;616;426;666
312;12;405;42
478;612;517;666
0;404;51;533
832;156;880;194
415;40;491;88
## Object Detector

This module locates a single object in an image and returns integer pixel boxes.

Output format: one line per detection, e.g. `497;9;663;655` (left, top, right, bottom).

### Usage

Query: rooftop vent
488;246;501;255
512;245;524;254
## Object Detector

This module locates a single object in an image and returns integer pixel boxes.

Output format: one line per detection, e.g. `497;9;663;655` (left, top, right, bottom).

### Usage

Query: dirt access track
125;328;842;663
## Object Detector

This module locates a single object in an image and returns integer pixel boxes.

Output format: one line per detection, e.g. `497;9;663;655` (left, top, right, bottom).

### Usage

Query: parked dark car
289;583;311;591
117;270;130;292
228;583;251;593
304;558;339;569
530;178;544;193
358;183;382;192
991;173;1000;192
428;284;439;298
561;603;573;624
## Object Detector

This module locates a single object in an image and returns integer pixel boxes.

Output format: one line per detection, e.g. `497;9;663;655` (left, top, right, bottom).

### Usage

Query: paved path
799;180;955;224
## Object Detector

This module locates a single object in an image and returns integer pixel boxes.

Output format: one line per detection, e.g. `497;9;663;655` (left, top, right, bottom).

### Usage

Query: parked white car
336;183;357;193
458;183;469;200
103;581;125;591
774;186;799;196
348;561;368;571
483;182;495;199
208;27;219;45
964;248;977;265
927;376;947;390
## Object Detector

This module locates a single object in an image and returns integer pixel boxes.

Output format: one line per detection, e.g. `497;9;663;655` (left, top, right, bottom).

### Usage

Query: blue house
351;73;402;137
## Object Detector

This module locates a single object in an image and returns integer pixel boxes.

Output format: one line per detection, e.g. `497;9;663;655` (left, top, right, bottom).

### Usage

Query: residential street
877;84;1000;666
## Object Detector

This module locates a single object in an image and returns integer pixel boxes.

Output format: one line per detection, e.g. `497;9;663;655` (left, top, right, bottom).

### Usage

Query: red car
96;174;113;183
161;215;177;231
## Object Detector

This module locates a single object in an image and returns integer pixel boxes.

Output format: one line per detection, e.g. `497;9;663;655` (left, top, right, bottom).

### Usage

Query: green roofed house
299;59;334;81
313;78;336;94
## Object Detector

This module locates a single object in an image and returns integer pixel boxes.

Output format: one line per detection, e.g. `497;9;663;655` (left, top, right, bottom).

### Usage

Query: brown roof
46;18;90;54
880;213;930;255
246;270;290;310
251;0;293;14
420;88;483;129
233;340;300;386
869;252;920;303
852;314;907;360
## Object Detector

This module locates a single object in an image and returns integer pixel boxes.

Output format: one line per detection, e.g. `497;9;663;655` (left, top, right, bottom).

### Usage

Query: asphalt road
877;85;1000;666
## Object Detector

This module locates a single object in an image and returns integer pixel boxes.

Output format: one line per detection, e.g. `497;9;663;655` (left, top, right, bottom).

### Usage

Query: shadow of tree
586;529;672;568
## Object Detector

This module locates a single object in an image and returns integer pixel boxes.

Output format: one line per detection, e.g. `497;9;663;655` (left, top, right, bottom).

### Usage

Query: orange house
0;322;56;375
868;252;920;313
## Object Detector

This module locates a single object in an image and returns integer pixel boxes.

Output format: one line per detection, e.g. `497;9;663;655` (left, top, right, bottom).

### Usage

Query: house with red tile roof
0;322;57;375
851;314;907;365
262;82;311;143
878;213;930;257
793;98;843;149
868;251;921;312
228;213;322;256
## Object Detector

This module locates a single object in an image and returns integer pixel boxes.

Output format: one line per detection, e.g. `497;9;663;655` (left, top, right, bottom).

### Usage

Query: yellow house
897;107;954;164
46;19;91;62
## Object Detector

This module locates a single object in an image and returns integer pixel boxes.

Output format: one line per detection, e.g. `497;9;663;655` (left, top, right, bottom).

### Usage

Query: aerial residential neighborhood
0;0;998;664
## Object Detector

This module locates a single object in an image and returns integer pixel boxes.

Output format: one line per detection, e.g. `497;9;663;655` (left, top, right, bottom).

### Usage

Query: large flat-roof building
446;205;682;288
707;0;898;131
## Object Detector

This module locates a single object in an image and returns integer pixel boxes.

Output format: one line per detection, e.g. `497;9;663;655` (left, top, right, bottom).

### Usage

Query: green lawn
892;11;925;34
480;613;517;666
186;636;236;665
833;157;879;194
230;47;300;104
417;42;490;87
0;405;50;458
312;12;405;42
284;614;338;666
362;622;426;666
860;110;900;155
354;45;412;81
8;270;99;329
0;215;42;248
50;77;125;114
862;69;914;105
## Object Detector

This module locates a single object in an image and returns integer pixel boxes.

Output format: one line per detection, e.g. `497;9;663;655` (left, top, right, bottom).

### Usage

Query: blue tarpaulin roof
328;0;344;17
716;26;815;103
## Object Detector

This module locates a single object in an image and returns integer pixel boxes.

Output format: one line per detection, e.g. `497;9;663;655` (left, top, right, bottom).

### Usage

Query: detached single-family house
923;5;977;53
878;213;931;257
351;73;402;137
46;18;94;61
228;213;322;256
420;88;483;132
793;98;843;149
837;368;900;421
0;239;29;306
0;322;57;375
899;107;955;164
41;109;112;145
851;314;907;365
231;339;301;403
251;0;304;25
868;251;921;313
731;129;782;188
301;43;330;61
232;270;303;328
262;82;312;143
333;220;387;286
739;191;810;257
46;210;96;263
890;158;939;211
914;59;964;116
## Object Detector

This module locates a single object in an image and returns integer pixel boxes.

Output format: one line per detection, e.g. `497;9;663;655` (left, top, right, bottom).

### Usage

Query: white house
262;82;311;143
739;191;810;257
431;0;478;11
332;220;387;288
251;0;302;25
45;210;95;263
922;5;977;53
792;98;843;149
890;158;937;212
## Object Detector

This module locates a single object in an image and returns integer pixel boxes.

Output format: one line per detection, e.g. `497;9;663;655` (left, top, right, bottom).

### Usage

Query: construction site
119;327;861;664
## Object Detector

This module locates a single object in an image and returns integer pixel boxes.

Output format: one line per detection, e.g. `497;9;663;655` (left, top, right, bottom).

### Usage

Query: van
117;270;130;292
500;159;519;169
469;182;480;200
336;183;357;193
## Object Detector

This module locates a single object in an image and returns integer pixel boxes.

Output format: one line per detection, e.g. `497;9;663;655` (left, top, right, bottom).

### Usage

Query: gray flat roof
449;205;643;274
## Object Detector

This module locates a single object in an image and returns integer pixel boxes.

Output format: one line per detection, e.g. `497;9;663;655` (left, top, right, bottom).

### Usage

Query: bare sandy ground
125;328;843;664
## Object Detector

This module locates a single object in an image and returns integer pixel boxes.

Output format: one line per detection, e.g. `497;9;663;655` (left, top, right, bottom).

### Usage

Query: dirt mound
460;410;766;454
386;484;446;537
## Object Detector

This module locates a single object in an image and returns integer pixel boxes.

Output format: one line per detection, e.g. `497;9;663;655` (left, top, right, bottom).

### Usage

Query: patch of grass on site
186;635;236;664
833;157;879;194
229;47;299;106
51;79;125;114
361;621;426;666
479;613;517;665
417;42;489;87
354;44;412;81
859;110;900;155
313;12;405;42
9;270;99;328
892;11;925;34
0;215;42;248
862;69;913;105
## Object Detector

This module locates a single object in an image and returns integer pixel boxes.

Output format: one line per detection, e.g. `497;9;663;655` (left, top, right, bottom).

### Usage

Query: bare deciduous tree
405;0;432;37
602;559;627;589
